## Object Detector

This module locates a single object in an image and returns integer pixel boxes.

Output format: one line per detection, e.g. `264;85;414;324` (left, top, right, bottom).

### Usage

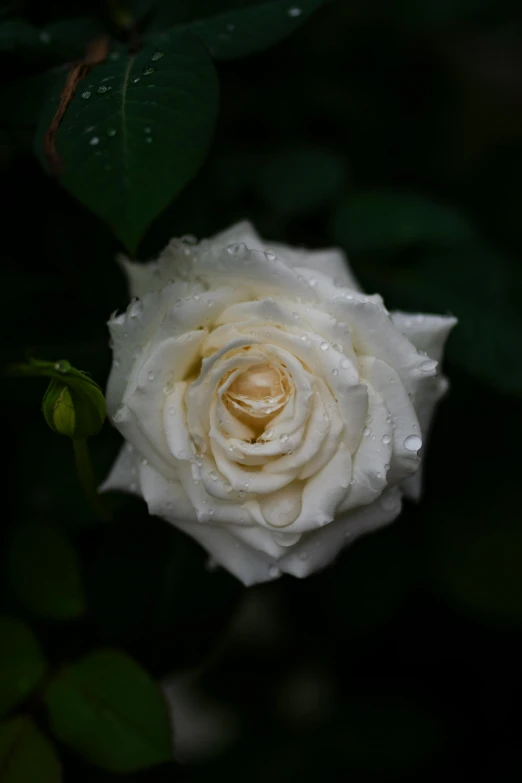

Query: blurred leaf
146;0;325;60
34;32;219;252
0;617;47;719
0;18;104;61
8;521;86;620
255;145;347;215
432;492;522;624
331;188;476;253
44;649;173;772
0;716;61;783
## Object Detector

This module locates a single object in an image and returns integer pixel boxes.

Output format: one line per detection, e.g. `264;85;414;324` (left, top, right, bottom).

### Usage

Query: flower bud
42;365;106;440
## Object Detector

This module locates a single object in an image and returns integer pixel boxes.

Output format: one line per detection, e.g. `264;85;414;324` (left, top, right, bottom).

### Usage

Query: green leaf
146;0;325;60
255;144;347;215
44;649;173;772
8;522;86;620
0;717;61;783
34;32;219;252
0;617;47;719
331;189;476;253
0;18;104;61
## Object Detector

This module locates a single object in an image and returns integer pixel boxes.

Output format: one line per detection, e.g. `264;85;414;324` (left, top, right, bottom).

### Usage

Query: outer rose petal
212;220;360;290
99;444;142;496
391;312;456;500
391;312;457;363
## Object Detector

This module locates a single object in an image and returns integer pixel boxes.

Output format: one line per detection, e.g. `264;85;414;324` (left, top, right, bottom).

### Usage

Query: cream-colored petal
268;244;360;290
358;356;422;486
338;384;393;513
391;312;457;363
99;442;143;496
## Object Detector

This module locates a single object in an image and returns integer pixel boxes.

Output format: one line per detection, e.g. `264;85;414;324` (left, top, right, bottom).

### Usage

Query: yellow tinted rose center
224;363;290;433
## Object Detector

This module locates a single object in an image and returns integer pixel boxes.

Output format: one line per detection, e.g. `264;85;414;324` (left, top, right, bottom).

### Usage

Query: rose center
223;363;289;433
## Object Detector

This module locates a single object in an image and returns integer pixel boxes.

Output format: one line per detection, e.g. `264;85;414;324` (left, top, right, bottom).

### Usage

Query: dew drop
288;7;303;16
404;434;422;452
132;76;141;83
209;470;218;481
89;136;100;146
144;126;151;134
268;565;281;579
145;136;152;144
280;433;289;444
97;85;109;94
81;90;91;99
264;250;277;261
419;359;437;373
340;359;351;369
143;66;155;75
147;371;155;381
332;368;339;376
382;433;392;445
193;294;201;301
151;50;164;61
106;127;116;137
320;341;329;351
363;426;371;437
292;312;300;320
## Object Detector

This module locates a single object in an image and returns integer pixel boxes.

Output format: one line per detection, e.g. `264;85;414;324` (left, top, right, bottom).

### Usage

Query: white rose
102;221;456;586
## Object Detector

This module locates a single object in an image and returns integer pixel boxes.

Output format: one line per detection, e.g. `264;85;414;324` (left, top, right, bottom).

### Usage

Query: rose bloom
102;221;456;585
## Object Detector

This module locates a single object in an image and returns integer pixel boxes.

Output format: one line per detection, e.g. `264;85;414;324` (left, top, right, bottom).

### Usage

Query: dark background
2;0;522;781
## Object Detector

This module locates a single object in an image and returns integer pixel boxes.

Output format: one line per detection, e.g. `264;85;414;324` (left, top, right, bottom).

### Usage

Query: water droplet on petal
288;7;303;17
89;136;100;146
97;85;109;94
320;341;329;351
268;565;281;579
404;434;422;452
151;50;164;61
264;250;277;261
309;277;317;287
209;470;218;481
106;127;116;137
143;66;155;75
419;359;437;373
292;312;300;320
147;371;155;381
382;433;392;444
81;90;91;99
132;76;140;83
332;368;339;376
363;426;371;437
280;433;289;444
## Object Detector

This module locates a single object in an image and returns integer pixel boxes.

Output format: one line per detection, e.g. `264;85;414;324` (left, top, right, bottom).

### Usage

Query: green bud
42;367;106;440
